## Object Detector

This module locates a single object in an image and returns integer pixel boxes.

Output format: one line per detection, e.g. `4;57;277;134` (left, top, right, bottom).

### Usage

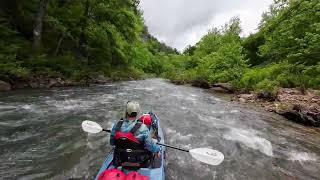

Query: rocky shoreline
232;88;320;127
0;74;137;91
172;80;320;127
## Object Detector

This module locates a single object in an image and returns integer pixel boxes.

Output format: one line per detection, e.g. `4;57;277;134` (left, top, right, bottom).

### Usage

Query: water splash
288;151;318;162
223;128;273;156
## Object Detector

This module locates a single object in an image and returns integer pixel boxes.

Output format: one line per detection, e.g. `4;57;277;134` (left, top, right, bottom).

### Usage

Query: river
0;79;319;180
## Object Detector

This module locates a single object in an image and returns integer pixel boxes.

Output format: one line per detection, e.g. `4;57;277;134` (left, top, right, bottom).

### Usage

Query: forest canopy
0;0;176;83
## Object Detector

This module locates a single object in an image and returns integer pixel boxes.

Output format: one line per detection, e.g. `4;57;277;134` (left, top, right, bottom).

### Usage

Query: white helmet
126;101;140;119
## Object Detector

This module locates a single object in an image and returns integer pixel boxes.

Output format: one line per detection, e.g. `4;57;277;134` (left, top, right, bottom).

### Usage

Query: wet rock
0;80;11;91
211;83;234;93
238;98;246;103
191;79;210;89
256;91;276;101
233;94;256;103
233;88;320;127
171;80;185;85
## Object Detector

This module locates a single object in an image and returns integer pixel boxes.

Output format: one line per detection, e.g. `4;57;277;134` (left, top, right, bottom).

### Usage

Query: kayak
95;113;166;180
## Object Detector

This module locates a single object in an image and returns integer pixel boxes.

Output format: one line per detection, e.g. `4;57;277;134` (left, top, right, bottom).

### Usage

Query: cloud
139;0;273;51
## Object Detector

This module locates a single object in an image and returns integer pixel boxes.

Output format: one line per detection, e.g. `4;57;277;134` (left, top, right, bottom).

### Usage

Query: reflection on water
0;79;320;180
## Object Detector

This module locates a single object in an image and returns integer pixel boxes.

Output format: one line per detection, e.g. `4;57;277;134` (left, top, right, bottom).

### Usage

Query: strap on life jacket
115;120;143;144
130;122;142;134
115;120;124;132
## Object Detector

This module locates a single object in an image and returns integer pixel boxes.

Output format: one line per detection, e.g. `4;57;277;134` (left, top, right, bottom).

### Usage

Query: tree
33;0;49;51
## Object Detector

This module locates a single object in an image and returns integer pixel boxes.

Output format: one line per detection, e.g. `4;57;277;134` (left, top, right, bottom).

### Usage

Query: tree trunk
77;0;89;60
54;34;64;56
33;0;49;51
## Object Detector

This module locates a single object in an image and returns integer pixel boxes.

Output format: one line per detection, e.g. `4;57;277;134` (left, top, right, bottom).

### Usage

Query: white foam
20;104;33;110
230;110;239;113
211;109;239;114
0;105;16;110
185;97;197;101
211;110;226;114
46;99;96;111
166;128;193;142
93;94;115;104
212;97;222;102
288;151;318;162
223;128;273;156
134;87;154;91
180;106;187;110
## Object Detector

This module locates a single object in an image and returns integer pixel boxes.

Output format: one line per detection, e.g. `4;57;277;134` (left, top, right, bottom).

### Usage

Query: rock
0;80;11;91
211;83;234;93
256;91;276;101
238;98;246;103
234;94;256;103
48;78;58;88
12;81;29;89
191;79;210;89
29;82;39;88
233;88;320;127
211;87;231;93
171;80;185;85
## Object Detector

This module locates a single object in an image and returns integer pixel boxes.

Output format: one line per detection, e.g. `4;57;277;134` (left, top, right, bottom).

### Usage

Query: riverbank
171;80;320;127
0;73;148;91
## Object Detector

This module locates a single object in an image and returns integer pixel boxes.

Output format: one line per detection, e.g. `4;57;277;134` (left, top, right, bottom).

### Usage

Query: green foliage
164;17;247;85
242;31;266;66
0;0;174;83
259;0;320;65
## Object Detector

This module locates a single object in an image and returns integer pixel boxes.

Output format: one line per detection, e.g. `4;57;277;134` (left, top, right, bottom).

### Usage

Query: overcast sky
139;0;273;51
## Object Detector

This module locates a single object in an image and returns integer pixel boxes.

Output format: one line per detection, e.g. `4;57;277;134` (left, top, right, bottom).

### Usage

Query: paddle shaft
102;129;189;152
103;129;111;133
157;142;189;152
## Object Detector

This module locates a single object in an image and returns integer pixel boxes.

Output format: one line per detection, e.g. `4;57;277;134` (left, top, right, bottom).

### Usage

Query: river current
0;79;319;180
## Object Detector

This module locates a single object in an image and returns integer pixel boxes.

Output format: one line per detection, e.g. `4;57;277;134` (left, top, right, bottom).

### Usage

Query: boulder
211;83;234;93
191;79;210;89
0;80;11;91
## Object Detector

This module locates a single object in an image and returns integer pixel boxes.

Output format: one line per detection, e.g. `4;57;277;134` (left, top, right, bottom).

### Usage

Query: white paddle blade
82;120;103;133
189;148;224;166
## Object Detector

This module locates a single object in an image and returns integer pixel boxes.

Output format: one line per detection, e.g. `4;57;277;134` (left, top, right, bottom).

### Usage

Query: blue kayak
95;113;166;180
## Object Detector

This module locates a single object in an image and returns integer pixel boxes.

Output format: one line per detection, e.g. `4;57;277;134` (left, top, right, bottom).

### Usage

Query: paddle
81;120;224;166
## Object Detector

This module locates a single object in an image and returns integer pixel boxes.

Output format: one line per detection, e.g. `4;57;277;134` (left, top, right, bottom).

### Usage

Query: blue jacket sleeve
109;123;117;146
140;127;161;153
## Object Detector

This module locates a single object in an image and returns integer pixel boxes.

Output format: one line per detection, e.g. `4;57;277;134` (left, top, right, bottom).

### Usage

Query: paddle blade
81;120;103;133
189;148;224;166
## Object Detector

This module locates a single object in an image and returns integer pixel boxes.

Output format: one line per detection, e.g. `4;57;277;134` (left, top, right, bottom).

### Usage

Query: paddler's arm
140;126;161;153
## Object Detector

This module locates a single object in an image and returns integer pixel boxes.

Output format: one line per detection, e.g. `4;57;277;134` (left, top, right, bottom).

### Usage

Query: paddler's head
125;101;140;120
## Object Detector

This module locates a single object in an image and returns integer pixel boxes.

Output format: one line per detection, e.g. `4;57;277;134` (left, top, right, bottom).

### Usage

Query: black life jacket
113;120;152;169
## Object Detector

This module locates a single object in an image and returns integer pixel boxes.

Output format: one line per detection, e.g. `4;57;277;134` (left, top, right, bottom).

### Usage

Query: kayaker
109;101;161;168
139;113;159;140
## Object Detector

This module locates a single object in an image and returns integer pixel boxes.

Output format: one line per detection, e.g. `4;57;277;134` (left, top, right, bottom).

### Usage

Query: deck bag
98;168;126;180
126;171;150;180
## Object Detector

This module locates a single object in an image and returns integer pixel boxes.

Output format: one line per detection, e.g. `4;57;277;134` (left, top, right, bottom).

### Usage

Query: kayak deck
95;114;165;180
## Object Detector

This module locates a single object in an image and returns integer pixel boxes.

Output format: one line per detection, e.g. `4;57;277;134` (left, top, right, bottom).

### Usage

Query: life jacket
114;120;152;169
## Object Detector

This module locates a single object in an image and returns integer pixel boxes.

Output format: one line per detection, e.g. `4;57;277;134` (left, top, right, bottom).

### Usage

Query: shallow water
0;79;320;180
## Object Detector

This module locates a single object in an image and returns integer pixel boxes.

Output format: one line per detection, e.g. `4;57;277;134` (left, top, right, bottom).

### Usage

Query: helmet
126;101;140;119
140;114;152;126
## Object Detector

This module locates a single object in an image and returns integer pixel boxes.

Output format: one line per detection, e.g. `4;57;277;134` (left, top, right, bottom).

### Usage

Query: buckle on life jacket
126;149;133;152
121;162;141;167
